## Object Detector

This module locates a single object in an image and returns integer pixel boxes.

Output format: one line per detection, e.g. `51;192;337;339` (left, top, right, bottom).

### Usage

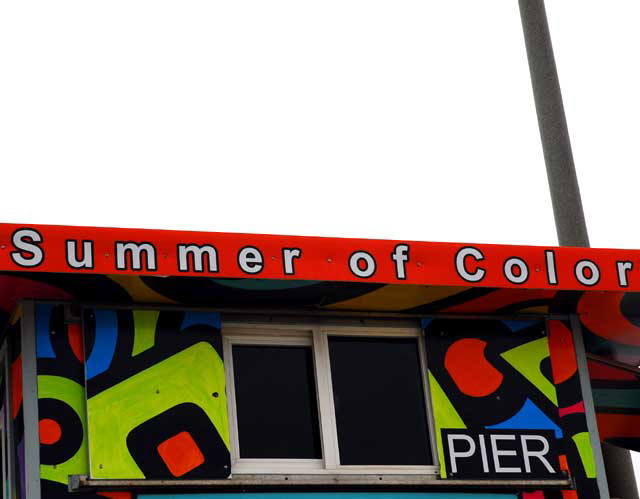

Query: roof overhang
1;223;637;292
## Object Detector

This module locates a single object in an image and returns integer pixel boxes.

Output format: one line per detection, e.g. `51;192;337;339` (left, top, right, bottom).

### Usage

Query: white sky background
546;0;640;484
547;2;640;250
2;2;639;248
0;1;555;245
1;0;640;485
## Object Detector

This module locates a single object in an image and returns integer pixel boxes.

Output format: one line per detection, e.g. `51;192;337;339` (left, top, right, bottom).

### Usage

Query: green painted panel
88;342;228;478
427;370;465;478
573;431;596;479
132;310;159;356
501;337;558;406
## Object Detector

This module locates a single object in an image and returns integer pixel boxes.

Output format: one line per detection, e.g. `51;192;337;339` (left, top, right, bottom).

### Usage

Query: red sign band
0;223;637;291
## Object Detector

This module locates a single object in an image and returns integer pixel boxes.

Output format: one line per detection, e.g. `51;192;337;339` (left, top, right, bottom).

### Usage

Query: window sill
70;474;572;492
231;462;440;475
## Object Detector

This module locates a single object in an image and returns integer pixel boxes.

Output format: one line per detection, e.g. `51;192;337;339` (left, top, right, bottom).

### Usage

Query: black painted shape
405;288;498;314
0;309;9;342
0;375;5;413
38;398;83;465
126;402;230;479
540;356;553;384
42;479;109;499
606;437;640;453
141;276;385;309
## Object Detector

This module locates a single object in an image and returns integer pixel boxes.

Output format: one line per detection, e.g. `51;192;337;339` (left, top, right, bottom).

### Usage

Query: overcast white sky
1;0;640;484
2;1;637;250
0;1;555;246
1;2;638;248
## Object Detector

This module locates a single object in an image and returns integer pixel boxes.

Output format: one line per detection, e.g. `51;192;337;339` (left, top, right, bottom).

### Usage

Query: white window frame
223;322;439;476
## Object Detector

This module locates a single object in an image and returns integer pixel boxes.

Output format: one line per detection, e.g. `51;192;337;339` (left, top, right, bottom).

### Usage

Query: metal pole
518;2;638;497
518;0;589;247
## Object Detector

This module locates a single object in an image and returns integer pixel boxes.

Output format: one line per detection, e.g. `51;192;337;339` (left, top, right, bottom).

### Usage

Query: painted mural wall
424;318;598;498
1;265;640;462
578;292;640;453
34;303;109;499
23;303;597;499
34;304;230;498
82;308;229;480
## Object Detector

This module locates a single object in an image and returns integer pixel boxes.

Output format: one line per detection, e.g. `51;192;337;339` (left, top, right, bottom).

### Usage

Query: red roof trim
1;223;638;291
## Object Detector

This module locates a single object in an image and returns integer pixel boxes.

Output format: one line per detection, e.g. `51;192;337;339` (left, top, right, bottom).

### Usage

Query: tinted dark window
232;345;322;459
328;336;432;465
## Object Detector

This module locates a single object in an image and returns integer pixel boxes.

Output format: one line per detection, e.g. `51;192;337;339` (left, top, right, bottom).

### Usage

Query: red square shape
157;431;205;477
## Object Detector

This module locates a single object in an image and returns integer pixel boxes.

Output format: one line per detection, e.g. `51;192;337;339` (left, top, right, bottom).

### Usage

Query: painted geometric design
486;399;562;437
127;403;225;478
83;308;229;479
157;431;205;477
426;371;465;479
547;320;599;497
33;303;131;499
424;318;599;498
0;275;634;498
577;291;640;454
38;418;62;445
500;337;558;405
31;303;222;498
0;273;561;328
443;338;503;397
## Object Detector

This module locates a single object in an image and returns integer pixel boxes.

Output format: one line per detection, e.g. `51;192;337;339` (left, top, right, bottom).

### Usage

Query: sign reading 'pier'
442;429;562;480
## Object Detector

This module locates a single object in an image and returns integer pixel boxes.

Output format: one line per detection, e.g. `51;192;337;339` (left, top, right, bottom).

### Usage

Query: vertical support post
3;342;15;499
21;301;40;499
518;0;589;247
570;315;610;499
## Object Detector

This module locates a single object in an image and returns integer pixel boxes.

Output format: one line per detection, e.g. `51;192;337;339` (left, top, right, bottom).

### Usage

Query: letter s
11;229;44;267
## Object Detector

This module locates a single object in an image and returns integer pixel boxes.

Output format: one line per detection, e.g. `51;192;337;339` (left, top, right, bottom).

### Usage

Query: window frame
222;322;439;476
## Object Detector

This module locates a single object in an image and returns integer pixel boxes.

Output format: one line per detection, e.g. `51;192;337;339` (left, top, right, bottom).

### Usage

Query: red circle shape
444;338;504;397
39;418;62;445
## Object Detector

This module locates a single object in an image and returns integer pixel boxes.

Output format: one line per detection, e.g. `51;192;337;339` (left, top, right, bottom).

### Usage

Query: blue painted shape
35;303;56;358
487;398;562;438
85;309;118;380
181;311;221;331
421;318;433;329
141;493;516;499
502;320;537;332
